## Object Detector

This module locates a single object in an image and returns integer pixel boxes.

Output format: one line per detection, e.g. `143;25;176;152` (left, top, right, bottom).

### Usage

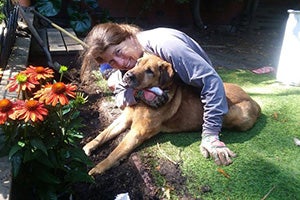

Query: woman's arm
138;28;228;134
114;77;138;110
138;28;235;165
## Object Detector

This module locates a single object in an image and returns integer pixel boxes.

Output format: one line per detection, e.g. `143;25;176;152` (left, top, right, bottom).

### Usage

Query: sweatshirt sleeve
112;71;138;110
137;28;228;134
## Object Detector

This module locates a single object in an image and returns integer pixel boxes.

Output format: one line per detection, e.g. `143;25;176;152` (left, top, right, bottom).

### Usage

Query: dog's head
123;54;174;89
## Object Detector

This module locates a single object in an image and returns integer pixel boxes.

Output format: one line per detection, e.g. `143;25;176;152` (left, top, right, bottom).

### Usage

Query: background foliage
0;0;5;22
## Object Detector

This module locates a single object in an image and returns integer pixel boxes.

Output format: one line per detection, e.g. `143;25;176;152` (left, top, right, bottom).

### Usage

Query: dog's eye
145;68;154;75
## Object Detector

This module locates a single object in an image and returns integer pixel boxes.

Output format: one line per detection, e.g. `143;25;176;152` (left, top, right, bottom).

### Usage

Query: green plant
92;70;114;95
0;0;5;23
0;65;93;199
34;0;109;35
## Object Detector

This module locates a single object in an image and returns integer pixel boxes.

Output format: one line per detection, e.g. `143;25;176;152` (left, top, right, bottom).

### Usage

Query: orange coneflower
34;82;77;106
6;72;39;93
24;65;54;81
15;99;48;123
0;99;17;124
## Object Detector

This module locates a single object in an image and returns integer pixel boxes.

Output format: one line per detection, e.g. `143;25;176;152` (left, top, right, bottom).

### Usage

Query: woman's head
80;23;142;78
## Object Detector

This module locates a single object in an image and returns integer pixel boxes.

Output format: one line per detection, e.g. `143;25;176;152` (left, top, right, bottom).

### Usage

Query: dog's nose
123;71;136;86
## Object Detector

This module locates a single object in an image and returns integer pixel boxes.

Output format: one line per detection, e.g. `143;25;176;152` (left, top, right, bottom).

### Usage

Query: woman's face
100;37;143;70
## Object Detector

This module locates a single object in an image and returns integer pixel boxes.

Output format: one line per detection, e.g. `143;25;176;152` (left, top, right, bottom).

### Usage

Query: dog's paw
88;167;104;176
83;145;92;156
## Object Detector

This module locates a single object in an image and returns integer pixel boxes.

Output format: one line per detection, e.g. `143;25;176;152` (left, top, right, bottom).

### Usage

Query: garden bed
2;0;299;199
19;5;295;197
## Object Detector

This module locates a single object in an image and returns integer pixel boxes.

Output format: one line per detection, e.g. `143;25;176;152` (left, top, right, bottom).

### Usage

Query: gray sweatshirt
114;27;228;135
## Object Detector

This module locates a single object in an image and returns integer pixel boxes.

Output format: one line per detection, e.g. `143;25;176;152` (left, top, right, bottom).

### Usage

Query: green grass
139;68;300;199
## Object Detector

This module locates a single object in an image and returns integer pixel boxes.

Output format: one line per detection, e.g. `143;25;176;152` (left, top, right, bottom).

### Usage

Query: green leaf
37;153;55;168
68;117;84;129
30;138;48;156
8;144;22;159
69;148;93;166
23;148;39;162
44;135;60;148
17;141;25;147
47;150;60;168
71;110;80;119
60;149;71;159
65;170;94;183
23;149;51;165
35;0;62;17
69;12;92;34
67;131;83;139
84;0;99;9
37;189;58;200
10;152;23;177
62;105;71;115
34;167;61;184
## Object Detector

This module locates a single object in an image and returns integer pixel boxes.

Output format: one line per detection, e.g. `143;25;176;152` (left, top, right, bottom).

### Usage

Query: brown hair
80;22;141;80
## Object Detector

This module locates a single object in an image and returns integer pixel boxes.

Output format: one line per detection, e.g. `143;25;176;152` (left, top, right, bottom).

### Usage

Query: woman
81;22;236;166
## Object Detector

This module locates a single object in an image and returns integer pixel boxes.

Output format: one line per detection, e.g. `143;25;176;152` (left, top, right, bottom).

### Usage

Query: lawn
140;68;300;199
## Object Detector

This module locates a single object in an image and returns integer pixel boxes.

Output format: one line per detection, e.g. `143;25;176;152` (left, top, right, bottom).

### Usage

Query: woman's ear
158;61;174;87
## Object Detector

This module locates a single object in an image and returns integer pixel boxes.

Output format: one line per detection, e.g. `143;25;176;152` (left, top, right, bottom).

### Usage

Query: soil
68;19;284;199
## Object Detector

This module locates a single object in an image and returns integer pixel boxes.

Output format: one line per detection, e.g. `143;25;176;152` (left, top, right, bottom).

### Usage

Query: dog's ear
158;61;174;87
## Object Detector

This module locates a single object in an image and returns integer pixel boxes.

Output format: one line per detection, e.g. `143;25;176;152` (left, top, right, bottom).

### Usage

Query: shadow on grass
217;67;276;85
228;156;300;199
140;112;267;152
139;131;200;151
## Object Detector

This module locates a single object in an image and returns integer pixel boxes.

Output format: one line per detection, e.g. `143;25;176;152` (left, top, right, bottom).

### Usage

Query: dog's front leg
88;126;159;175
83;113;131;156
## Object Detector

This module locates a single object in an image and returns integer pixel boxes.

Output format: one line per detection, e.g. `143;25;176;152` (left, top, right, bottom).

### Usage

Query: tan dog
83;54;261;175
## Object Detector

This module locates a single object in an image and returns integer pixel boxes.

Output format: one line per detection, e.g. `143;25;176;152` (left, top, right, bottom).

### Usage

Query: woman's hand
200;134;237;166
